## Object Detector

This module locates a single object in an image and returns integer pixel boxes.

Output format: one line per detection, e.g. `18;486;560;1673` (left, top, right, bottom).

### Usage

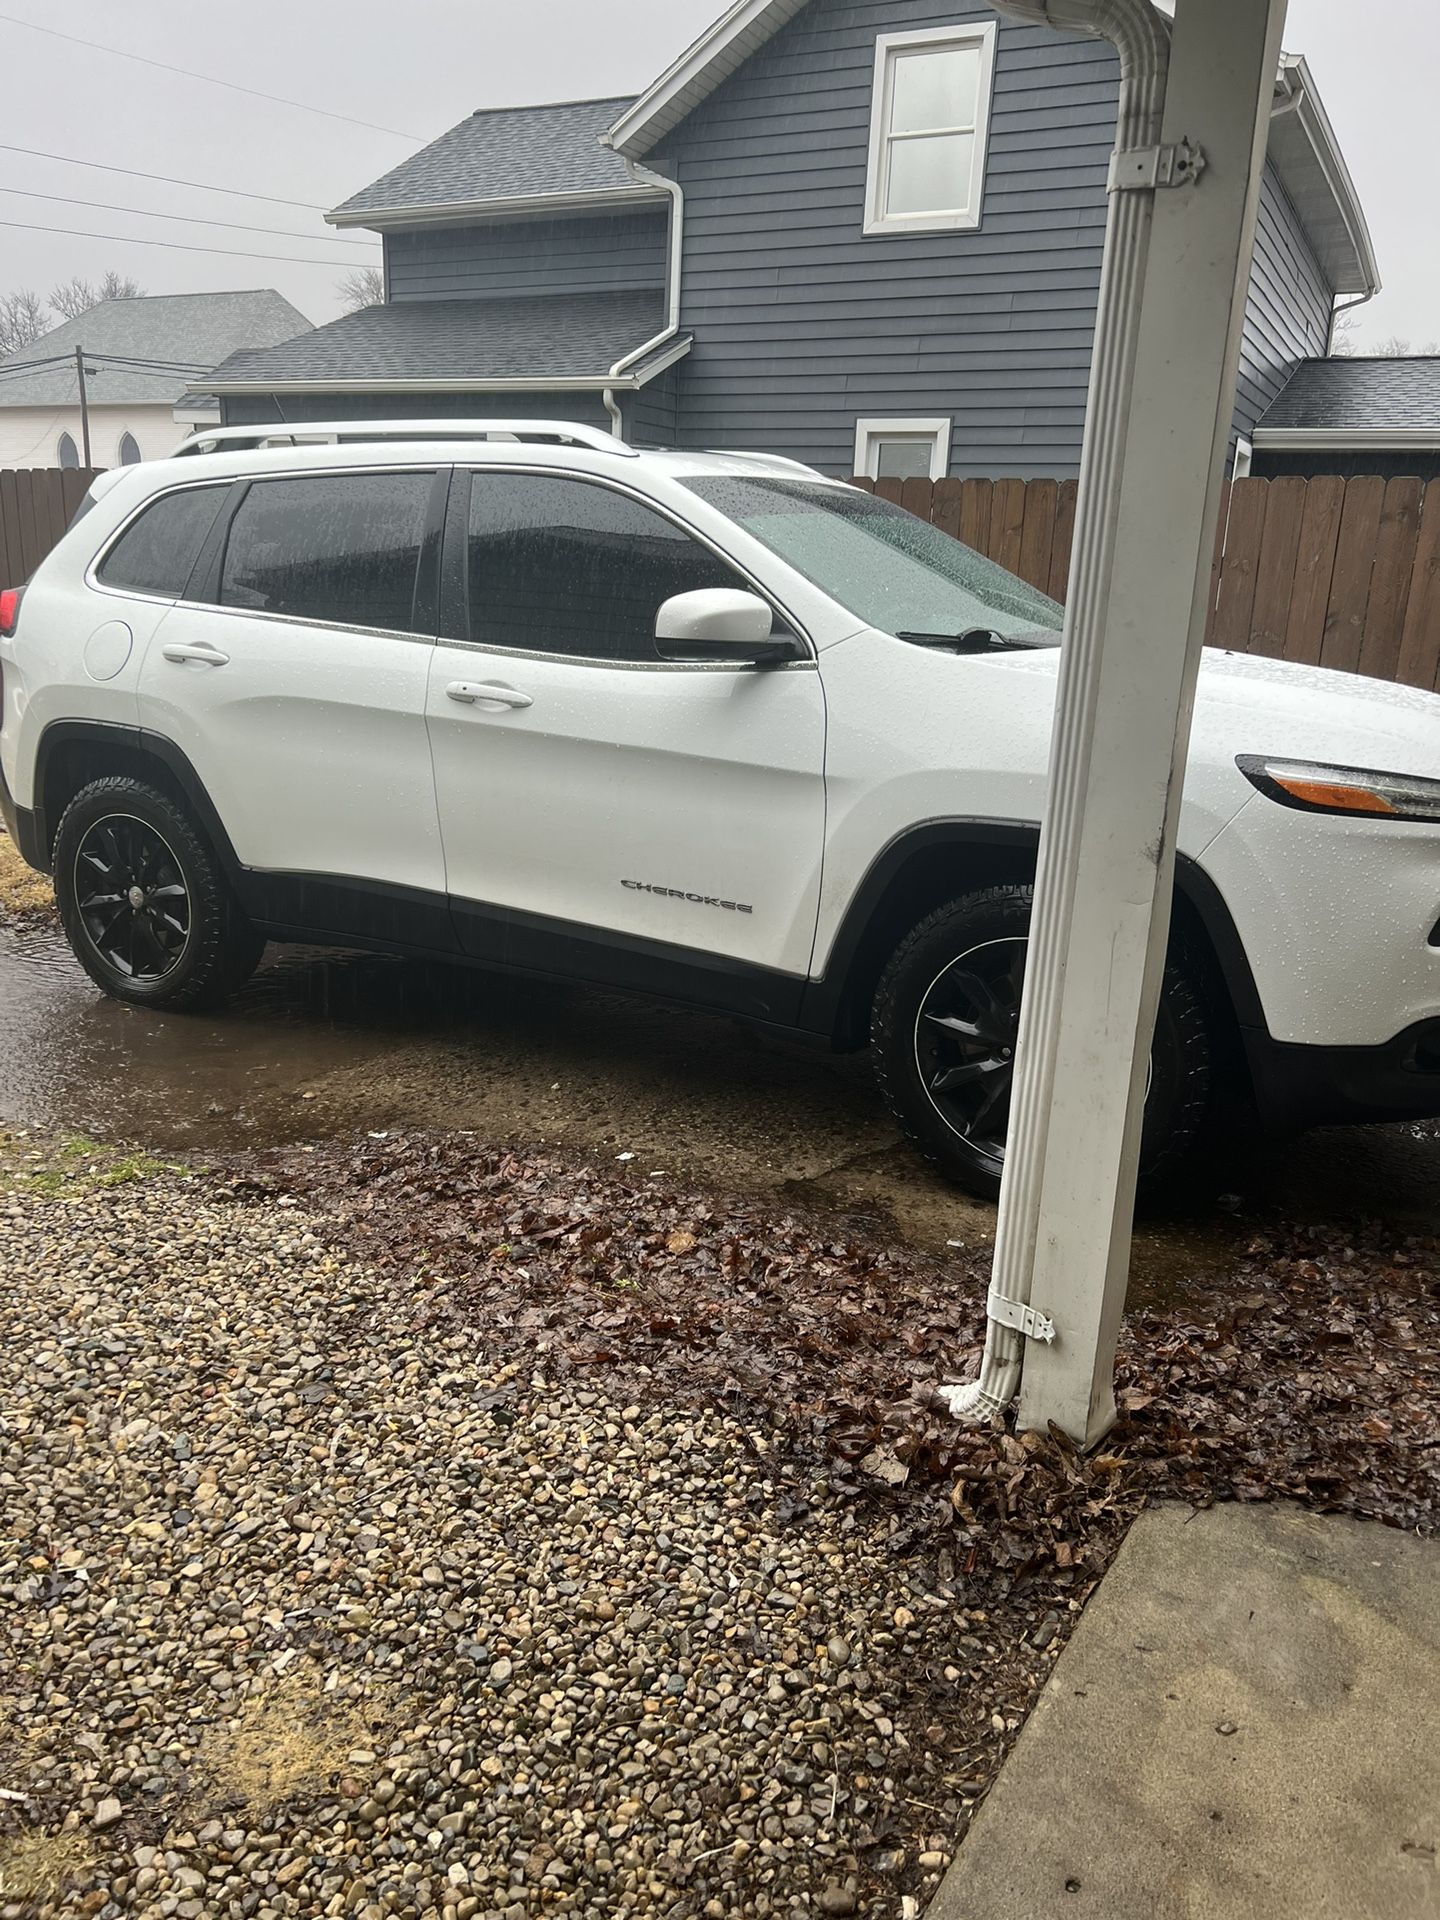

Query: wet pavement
1;914;1437;1294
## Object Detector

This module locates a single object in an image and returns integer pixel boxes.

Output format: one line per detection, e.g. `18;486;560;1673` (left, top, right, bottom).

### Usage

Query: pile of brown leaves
253;1132;1437;1560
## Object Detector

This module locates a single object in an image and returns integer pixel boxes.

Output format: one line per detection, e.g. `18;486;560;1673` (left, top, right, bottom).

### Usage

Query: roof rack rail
172;419;636;458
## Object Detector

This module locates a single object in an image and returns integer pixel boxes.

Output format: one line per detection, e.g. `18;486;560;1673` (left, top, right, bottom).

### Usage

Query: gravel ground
0;1134;1051;1920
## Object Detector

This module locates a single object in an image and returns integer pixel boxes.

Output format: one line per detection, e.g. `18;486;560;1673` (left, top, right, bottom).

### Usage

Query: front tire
871;884;1214;1200
53;776;265;1010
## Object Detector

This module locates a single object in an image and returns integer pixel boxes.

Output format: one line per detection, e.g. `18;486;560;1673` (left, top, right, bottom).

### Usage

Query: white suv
3;421;1438;1196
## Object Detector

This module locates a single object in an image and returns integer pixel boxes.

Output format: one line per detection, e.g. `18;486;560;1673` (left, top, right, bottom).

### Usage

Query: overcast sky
0;0;1432;345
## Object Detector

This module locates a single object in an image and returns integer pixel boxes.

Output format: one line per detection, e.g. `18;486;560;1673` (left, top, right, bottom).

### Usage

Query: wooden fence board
1320;475;1385;673
1211;477;1268;652
1048;479;1078;603
0;469;20;591
1246;477;1306;658
1018;478;1057;594
1357;476;1422;684
959;479;992;552
932;475;963;543
990;477;1027;577
873;476;905;507
1396;479;1440;691
1283;475;1346;664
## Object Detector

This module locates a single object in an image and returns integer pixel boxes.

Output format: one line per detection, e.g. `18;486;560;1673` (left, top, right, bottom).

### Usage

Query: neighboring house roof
1255;357;1440;447
0;290;313;408
195;291;687;395
604;7;1378;299
328;97;658;229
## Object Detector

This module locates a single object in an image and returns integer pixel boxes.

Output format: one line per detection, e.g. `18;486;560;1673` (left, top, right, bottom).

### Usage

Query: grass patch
0;832;53;920
203;1671;388;1813
0;1130;184;1198
0;1828;94;1907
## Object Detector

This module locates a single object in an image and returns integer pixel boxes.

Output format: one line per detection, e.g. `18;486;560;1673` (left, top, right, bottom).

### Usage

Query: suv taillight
0;587;21;637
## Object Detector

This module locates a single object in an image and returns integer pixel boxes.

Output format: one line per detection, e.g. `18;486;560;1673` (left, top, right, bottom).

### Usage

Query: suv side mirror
654;588;805;667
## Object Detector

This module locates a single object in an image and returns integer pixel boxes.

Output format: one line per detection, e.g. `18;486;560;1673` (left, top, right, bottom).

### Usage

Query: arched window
118;431;141;466
57;431;80;469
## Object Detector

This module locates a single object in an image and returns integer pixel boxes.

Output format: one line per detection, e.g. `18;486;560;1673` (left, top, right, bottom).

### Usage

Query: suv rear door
135;466;452;944
426;467;826;1018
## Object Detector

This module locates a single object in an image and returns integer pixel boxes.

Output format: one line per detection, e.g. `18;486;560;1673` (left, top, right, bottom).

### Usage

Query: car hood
992;643;1440;781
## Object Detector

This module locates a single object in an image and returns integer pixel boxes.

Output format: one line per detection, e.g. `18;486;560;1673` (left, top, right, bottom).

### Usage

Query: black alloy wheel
871;883;1216;1200
912;935;1026;1184
73;814;192;982
53;776;266;1010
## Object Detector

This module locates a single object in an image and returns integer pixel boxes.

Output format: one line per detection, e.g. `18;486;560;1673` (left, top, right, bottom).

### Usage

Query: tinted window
220;471;432;632
97;486;229;598
468;473;747;662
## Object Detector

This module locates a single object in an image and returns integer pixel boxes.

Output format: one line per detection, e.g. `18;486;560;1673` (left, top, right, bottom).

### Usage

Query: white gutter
1254;425;1440;450
192;374;648;399
940;0;1171;1426
604;160;685;438
326;183;665;230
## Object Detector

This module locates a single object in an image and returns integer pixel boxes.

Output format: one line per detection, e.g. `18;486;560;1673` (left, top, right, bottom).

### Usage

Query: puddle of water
1;920;1435;1267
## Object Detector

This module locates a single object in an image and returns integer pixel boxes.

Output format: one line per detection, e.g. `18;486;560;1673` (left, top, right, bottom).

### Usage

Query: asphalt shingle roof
1259;357;1440;434
330;98;639;221
0;291;312;408
201;291;670;388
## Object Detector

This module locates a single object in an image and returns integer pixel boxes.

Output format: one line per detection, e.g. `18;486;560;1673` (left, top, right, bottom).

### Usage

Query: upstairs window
864;22;997;235
57;431;80;469
118;431;142;466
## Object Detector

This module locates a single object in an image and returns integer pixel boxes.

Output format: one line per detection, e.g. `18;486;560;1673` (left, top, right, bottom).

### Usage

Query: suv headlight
1237;755;1440;824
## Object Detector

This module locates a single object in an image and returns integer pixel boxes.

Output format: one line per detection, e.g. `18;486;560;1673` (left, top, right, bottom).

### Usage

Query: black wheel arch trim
798;816;1267;1048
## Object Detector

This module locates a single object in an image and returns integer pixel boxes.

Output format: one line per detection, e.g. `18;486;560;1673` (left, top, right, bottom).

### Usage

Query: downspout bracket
1109;140;1206;193
987;1289;1057;1345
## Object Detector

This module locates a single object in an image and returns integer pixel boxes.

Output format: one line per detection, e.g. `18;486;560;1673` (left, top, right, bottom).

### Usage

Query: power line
0;11;422;142
0;143;331;214
0;216;378;269
0;184;377;248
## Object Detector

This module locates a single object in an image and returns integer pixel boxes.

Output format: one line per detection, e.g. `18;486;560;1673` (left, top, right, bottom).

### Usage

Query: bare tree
48;272;145;321
0;288;48;356
1331;315;1440;359
336;266;385;312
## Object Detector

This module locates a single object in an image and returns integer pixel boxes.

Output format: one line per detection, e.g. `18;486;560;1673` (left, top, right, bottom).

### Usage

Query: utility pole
74;344;92;468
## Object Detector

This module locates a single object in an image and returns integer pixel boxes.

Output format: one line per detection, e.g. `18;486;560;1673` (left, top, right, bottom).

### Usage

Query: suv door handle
446;680;533;709
162;639;230;666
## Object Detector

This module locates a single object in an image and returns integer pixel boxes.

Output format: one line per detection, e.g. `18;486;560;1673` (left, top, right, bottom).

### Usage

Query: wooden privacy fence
3;464;1438;692
852;472;1440;692
0;467;99;593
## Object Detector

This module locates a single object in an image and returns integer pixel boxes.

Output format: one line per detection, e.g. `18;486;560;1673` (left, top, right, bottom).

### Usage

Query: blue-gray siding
653;0;1332;477
626;362;682;447
218;388;614;432
655;0;1117;477
385;211;667;304
1233;168;1332;441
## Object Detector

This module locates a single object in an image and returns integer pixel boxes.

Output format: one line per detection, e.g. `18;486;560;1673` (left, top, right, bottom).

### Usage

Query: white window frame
863;21;997;237
854;416;953;482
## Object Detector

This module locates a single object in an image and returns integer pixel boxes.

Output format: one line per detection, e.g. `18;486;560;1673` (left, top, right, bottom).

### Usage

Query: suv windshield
681;474;1062;645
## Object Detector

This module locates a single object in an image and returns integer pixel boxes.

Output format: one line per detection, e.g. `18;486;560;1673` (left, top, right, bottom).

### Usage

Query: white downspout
941;0;1171;1424
603;160;685;440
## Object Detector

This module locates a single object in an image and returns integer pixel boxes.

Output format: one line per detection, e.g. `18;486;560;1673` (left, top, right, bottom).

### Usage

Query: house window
57;431;80;469
118;431;142;466
854;417;952;482
864;21;997;235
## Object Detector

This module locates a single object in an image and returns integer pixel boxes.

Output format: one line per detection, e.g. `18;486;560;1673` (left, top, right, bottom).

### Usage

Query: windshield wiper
896;626;1028;652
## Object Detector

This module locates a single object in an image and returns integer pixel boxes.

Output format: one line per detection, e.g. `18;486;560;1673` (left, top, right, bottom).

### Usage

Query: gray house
201;2;1378;481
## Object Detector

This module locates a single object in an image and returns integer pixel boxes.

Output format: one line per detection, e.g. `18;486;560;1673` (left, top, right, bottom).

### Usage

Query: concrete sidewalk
931;1502;1439;1920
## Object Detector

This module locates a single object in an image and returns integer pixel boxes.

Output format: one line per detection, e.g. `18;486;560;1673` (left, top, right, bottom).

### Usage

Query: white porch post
975;0;1289;1447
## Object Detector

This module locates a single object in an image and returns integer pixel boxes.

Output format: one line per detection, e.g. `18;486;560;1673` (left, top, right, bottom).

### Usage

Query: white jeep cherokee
2;421;1438;1197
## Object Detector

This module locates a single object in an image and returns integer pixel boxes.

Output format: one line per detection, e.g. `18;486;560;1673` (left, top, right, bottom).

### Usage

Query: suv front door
136;466;452;945
426;468;826;1018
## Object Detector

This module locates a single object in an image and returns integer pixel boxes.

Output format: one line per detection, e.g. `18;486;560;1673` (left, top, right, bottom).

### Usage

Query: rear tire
871;884;1214;1201
53;776;265;1010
